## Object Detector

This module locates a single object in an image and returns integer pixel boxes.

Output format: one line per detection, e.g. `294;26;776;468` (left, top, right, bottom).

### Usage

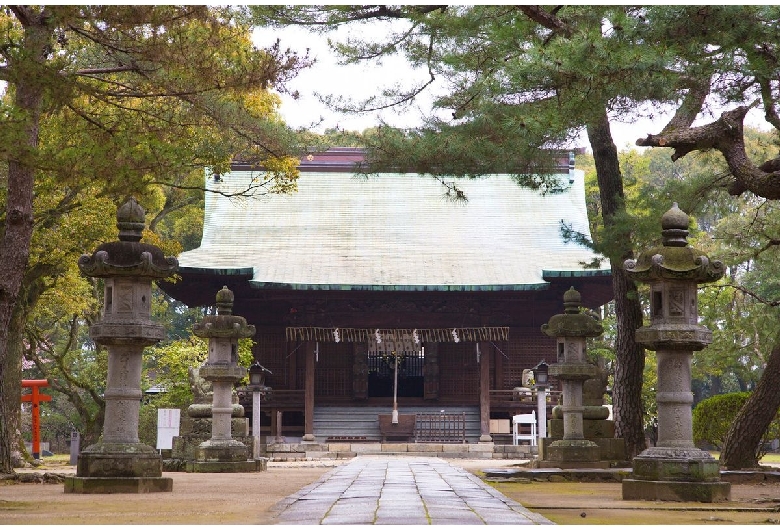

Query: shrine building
160;147;613;444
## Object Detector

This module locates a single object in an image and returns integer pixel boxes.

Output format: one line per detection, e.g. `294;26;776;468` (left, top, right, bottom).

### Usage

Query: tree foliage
0;5;310;474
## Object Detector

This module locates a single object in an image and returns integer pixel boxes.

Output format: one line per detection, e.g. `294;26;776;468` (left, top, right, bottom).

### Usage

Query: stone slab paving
272;456;553;525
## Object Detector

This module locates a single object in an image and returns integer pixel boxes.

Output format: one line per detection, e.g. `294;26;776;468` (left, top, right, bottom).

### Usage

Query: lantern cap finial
216;285;234;315
661;202;689;247
116;197;146;242
563;286;581;313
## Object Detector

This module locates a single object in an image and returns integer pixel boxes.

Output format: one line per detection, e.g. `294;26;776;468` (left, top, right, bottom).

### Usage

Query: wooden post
479;342;492;442
270;408;278;440
302;341;316;441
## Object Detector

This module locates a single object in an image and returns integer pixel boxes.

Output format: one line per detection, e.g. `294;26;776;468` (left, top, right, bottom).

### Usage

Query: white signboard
156;408;180;450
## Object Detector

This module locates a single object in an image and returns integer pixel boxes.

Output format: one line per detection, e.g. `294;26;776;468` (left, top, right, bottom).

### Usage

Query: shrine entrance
367;337;425;399
367;349;424;398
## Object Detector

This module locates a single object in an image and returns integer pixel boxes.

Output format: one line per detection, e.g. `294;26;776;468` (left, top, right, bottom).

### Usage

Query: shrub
693;392;780;456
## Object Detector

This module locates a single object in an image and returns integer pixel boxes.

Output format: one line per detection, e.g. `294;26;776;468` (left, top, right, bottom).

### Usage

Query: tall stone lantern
622;203;731;502
540;287;605;468
65;198;178;494
189;286;259;472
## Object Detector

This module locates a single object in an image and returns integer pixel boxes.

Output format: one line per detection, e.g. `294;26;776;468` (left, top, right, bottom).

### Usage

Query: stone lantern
189;286;260;472
65;198;178;494
540;287;605;468
622;203;730;502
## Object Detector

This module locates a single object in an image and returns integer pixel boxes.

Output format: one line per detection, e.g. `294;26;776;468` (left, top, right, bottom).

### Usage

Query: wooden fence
414;412;466;443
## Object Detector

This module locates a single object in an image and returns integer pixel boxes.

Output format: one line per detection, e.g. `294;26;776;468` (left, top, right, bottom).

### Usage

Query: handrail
237;388;305;408
489;388;562;407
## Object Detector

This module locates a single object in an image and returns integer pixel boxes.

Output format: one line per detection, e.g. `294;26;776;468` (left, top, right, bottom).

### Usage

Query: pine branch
661;78;711;133
638;102;780;199
721;283;780;308
517;6;573;39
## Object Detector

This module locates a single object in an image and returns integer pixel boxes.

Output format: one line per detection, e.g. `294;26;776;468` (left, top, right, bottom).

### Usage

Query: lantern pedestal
623;447;730;502
187;438;263;473
544;439;604;468
65;442;173;493
543;363;607;469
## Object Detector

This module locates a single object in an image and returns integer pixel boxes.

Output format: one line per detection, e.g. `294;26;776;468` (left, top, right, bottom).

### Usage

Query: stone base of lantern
64;475;173;494
65;442;172;494
541;439;608;469
187;439;262;473
187;459;265;473
622;479;730;502
540;437;627;464
622;447;731;502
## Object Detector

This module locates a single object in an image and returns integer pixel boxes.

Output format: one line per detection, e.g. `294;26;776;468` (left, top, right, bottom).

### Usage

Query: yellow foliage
261;155;300;194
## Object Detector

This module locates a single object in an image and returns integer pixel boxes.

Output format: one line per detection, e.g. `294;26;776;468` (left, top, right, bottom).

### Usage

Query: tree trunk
587;109;648;459
5;299;28;468
0;12;50;475
0;161;37;476
720;328;780;469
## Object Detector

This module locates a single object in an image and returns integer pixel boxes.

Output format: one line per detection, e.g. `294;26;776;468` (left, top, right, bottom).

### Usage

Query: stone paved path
271;456;553;525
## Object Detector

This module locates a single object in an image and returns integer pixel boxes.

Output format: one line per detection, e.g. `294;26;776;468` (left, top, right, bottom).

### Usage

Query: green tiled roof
177;170;610;291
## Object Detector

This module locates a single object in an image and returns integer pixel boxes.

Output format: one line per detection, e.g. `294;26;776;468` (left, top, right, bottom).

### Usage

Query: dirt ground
1;458;779;525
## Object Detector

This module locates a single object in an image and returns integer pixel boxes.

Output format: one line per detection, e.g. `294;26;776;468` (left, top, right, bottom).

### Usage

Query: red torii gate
21;380;52;459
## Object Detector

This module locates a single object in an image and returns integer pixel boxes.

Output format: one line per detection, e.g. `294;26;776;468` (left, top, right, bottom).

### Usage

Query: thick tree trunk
0;164;37;476
587;110;648;459
720;329;780;469
0;12;50;475
5;301;28;467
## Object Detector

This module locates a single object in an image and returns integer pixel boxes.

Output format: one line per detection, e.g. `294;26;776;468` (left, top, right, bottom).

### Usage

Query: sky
254;24;670;152
255;23;770;153
254;25;448;135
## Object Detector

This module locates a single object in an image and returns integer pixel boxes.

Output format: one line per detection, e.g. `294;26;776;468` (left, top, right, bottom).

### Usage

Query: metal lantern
532;360;549;389
249;361;271;389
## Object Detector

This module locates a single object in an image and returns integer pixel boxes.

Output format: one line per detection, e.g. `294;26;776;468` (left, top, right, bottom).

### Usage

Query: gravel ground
1;458;778;525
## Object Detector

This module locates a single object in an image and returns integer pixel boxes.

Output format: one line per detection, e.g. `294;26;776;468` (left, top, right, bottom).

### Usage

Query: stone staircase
312;404;482;443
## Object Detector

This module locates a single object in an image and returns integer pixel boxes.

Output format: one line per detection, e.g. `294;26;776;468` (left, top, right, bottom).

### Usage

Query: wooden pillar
302;341;316;442
479;341;492;442
270;408;278;440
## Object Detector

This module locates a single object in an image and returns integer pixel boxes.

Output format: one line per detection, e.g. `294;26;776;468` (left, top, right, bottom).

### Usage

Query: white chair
512;410;537;446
